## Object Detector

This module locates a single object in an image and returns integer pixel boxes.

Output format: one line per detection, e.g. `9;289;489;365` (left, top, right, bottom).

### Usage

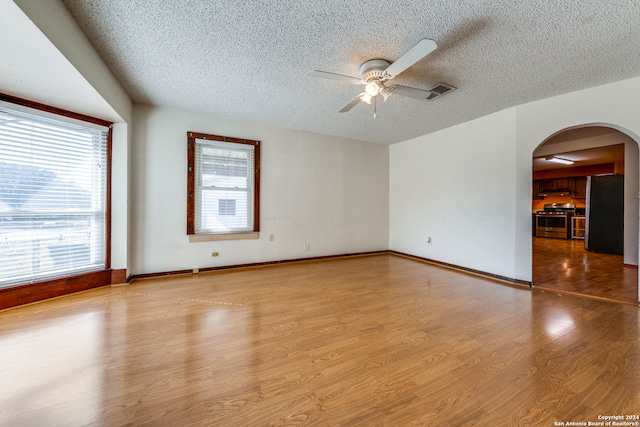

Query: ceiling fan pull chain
374;95;377;118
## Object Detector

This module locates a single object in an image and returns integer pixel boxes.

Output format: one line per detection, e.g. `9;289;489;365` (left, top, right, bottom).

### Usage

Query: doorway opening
531;126;639;303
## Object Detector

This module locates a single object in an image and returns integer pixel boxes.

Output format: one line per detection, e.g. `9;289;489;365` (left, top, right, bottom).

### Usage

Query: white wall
131;104;389;275
111;123;129;271
390;108;518;279
624;141;639;265
515;77;640;280
390;75;640;286
12;0;131;122
12;0;133;274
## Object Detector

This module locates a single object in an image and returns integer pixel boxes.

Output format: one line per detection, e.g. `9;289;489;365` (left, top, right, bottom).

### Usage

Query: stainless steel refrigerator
585;175;624;255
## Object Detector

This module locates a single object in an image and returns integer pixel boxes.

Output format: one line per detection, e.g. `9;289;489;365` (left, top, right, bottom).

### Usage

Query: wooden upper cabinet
571;176;587;199
538;177;571;193
533;176;587;199
537;179;551;193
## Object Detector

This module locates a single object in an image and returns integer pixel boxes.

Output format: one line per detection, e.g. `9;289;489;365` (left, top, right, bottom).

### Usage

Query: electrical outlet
426;237;432;244
269;234;274;241
304;243;310;251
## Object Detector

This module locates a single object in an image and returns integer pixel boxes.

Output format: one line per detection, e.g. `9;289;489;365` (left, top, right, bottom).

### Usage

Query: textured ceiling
61;0;640;144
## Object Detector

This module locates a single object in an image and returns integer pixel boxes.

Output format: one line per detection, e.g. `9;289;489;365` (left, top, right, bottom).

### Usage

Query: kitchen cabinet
538;178;571;193
571;176;587;199
532;176;588;199
535;177;572;197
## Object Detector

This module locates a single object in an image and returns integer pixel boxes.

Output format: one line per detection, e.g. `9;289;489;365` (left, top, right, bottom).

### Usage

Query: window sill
188;232;259;242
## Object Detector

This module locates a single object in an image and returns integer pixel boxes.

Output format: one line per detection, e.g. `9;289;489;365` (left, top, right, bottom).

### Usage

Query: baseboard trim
534;285;640;306
128;251;389;282
129;250;533;287
389;250;533;288
111;269;127;285
0;269;112;311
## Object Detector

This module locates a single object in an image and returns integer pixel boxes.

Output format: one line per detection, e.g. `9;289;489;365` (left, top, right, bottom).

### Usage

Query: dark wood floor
1;254;639;426
532;236;639;304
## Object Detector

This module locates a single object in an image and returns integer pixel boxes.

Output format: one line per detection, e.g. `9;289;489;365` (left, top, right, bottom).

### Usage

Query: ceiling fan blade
339;93;364;112
389;85;432;100
384;38;437;79
309;70;362;84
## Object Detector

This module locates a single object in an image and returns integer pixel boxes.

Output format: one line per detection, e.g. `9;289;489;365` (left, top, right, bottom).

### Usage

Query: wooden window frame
187;131;260;241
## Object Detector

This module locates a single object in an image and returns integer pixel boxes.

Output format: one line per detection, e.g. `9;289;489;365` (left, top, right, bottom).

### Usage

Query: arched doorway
531;125;639;303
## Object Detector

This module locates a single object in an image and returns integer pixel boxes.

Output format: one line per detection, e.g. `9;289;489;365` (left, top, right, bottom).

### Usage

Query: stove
535;203;575;239
536;203;576;215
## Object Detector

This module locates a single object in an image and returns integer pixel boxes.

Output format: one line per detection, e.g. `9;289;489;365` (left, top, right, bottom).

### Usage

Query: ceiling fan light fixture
546;156;574;165
364;80;382;97
381;88;392;101
360;93;372;104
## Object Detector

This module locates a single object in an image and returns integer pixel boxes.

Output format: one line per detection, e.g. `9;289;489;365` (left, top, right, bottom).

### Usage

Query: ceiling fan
309;38;455;118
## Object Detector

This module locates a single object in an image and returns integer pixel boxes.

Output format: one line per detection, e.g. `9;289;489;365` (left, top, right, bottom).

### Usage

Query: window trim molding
0;92;114;309
188;232;260;242
186;131;260;237
0;93;112;128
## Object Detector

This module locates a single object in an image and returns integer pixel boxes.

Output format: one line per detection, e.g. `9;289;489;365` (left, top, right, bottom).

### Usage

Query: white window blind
0;105;108;288
195;139;255;233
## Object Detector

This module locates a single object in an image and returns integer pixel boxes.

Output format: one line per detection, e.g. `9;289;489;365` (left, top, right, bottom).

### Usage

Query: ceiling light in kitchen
546;156;574;165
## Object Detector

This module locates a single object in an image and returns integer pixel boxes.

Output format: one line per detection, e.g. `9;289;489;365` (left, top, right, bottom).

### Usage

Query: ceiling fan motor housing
359;59;391;82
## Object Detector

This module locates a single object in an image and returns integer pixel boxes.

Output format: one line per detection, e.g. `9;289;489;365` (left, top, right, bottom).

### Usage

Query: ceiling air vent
427;83;456;100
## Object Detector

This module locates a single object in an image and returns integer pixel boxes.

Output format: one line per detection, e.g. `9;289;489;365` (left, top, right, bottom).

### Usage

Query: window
0;99;110;288
187;132;260;239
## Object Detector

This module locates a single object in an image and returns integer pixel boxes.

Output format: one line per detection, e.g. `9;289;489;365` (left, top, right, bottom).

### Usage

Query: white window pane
0;106;107;288
195;138;254;234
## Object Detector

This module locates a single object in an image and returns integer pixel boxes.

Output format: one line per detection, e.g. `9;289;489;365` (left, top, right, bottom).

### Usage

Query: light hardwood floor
533;236;639;303
1;254;639;426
